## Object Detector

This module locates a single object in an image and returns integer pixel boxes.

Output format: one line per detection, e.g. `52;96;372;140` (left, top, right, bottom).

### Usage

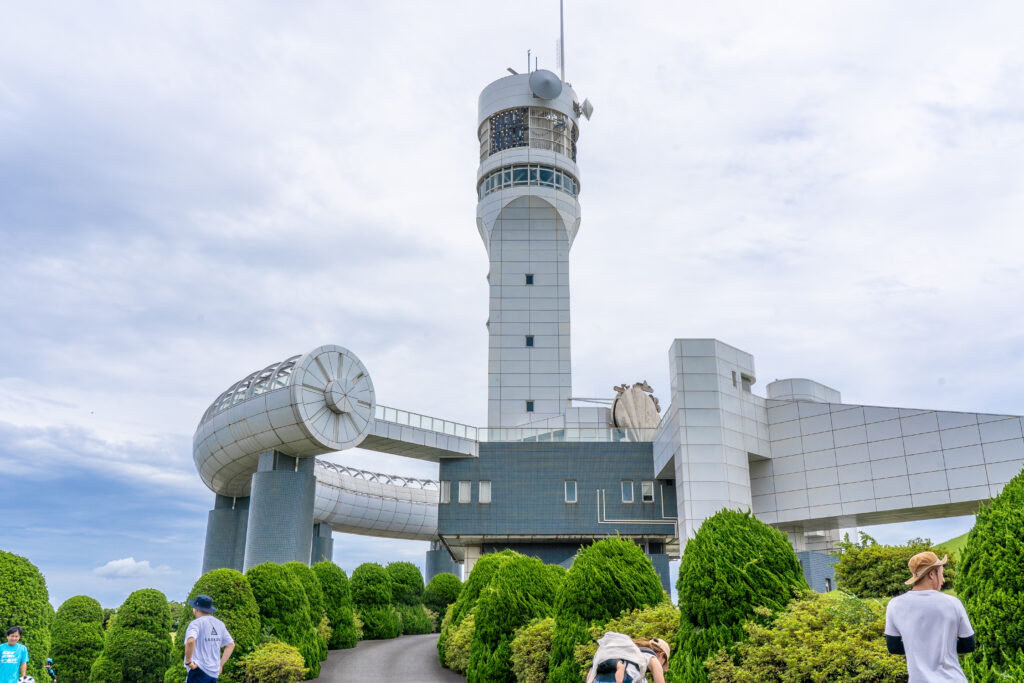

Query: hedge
350;563;401;640
468;552;562;683
52;595;104;683
443;611;475;675
0;550;53;681
311;561;357;649
245;563;320;679
959;466;1024;675
834;533;957;597
510;616;556;683
89;588;172;683
674;509;807;682
164;568;262;683
704;591;907;682
397;604;434;635
438;551;515;666
423;573;462;632
238;641;308;683
283;563;327;662
549;539;664;683
386;561;425;606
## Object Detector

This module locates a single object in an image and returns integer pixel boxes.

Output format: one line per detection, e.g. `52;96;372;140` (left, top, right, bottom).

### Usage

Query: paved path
320;633;465;682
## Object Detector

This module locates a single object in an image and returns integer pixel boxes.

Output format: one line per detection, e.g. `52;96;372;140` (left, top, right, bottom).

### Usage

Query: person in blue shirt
0;626;29;683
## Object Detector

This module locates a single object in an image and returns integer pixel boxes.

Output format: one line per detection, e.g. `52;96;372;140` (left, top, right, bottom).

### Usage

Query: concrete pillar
462;545;483;577
648;553;671;594
311;522;334;564
425;540;460;582
243;451;316;570
202;494;250;573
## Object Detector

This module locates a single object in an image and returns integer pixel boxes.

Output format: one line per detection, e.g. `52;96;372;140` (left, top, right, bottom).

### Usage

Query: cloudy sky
2;1;1022;607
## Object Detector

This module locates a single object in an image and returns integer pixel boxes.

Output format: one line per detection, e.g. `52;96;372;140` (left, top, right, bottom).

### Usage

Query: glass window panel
458;480;472;503
621;480;634;503
440;481;450;504
529;166;538;182
641;481;655;503
539;168;554;186
513;167;528;184
565;480;577;503
479;481;491;504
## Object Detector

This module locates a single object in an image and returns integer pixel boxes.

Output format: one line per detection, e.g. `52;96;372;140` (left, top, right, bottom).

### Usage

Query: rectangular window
458;481;471;504
621;480;634;503
525;274;534;285
526;400;535;412
479;481;492;504
525;335;535;347
440;481;451;504
565;480;577;503
825;577;833;592
741;374;753;392
641;481;655;503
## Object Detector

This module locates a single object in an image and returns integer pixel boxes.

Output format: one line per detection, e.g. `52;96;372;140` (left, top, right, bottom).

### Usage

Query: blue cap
188;595;217;613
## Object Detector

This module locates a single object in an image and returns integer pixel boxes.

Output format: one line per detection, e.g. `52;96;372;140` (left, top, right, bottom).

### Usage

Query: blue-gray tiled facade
796;550;838;593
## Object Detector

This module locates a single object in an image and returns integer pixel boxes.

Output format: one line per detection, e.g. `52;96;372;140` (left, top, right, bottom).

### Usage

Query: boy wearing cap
183;595;235;683
884;551;975;682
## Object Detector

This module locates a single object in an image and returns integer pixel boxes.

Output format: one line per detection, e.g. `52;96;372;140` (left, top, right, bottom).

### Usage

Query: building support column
648;553;671;594
425;540;460;582
310;522;334;564
202;494;250;573
243;451;316;570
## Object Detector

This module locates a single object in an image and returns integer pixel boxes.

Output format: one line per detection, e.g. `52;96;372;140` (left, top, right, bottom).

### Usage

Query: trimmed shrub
350;563;400;640
573;600;680;675
52;595;104;683
549;539;664;683
89;588;172;683
164;568;261;683
444;611;476;675
283;563;327;662
311;561;357;649
511;617;556;683
959;467;1024;673
245;563;320;679
424;573;462;622
386;561;425;605
439;551;515;667
834;533;957;597
704;591;906;682
397;604;434;635
469;552;562;683
357;605;402;640
238;641;308;683
674;509;807;683
0;550;53;681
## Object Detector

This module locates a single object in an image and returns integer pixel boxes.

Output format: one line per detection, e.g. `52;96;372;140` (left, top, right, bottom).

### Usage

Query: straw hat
905;551;948;586
650;637;671;662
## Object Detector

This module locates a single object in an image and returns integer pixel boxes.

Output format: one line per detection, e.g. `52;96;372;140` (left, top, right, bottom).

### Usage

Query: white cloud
93;557;176;580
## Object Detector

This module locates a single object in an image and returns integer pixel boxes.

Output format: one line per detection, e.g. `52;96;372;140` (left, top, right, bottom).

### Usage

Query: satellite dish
581;98;594;120
529;69;563;100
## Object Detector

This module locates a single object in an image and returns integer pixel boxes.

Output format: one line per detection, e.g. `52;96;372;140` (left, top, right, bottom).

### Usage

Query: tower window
641;481;655;503
565;480;577;503
440;481;450;504
458;481;472;504
525;274;534;285
621;480;634;503
479;481;492;504
526;335;535;347
526;400;535;412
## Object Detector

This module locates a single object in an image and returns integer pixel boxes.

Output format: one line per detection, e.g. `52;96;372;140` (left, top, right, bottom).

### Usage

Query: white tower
476;70;584;428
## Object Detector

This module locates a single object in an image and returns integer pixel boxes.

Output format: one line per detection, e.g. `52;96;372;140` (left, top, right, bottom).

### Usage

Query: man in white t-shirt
183;594;235;683
885;551;975;682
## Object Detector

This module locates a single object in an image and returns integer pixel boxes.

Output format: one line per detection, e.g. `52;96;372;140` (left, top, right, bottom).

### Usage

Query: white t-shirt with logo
884;590;973;682
184;615;234;677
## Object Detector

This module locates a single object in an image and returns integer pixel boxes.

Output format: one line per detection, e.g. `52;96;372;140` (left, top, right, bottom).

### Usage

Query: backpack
592;632;648;679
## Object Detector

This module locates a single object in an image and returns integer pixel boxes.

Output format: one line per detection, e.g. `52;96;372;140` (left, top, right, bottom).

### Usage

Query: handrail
316;459;439;489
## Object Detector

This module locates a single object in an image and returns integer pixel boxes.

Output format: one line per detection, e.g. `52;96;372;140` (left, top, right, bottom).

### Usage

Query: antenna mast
559;0;566;82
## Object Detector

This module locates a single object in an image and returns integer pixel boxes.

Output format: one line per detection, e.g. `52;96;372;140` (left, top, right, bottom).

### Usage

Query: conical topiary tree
0;550;53;681
283;562;328;662
52;595;104;683
548;538;665;683
311;561;358;649
89;588;172;683
674;509;807;682
468;552;563;683
350;563;400;640
438;551;515;666
424;573;462;632
386;562;432;635
163;568;261;683
958;466;1024;677
245;562;320;679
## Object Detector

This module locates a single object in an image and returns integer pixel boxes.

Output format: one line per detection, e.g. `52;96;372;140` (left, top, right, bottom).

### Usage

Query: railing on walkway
316;459;439;489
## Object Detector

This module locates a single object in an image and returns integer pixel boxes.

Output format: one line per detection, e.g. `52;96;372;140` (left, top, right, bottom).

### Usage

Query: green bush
238;641;308;683
573;601;680;675
245;563;320;679
386;561;425;605
397;604;434;635
350;563;393;607
52;595;105;683
311;561;357;649
89;588;172;683
283;563;327;662
511;617;556;683
674;510;807;683
834;533;957;597
704;591;907;682
549;539;664;683
959;466;1024;672
0;550;53;681
356;605;402;640
469;552;562;683
444;611;476;675
438;551;516;666
164;568;262;683
424;572;462;630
